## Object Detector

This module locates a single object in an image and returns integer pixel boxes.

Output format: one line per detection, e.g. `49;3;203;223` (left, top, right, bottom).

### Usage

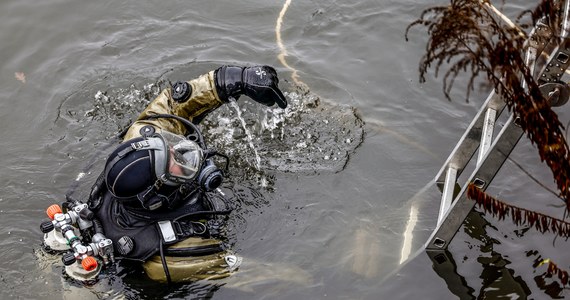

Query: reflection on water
425;207;570;299
399;203;418;264
428;211;530;300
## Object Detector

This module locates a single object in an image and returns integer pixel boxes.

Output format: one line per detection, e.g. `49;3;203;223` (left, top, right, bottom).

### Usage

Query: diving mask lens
161;132;204;182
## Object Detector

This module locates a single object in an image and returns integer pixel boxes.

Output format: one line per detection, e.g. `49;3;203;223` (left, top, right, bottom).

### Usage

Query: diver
49;65;287;283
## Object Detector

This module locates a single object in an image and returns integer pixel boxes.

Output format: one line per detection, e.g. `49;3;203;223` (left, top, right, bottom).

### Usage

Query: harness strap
157;219;208;246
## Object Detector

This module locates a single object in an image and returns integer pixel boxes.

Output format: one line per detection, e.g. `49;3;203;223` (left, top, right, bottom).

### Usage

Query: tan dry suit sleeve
122;71;224;141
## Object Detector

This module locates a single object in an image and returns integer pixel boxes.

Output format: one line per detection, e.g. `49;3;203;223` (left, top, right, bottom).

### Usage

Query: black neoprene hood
105;138;156;198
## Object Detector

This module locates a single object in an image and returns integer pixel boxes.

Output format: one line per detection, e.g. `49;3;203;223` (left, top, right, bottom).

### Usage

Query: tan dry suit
123;71;235;283
124;71;222;140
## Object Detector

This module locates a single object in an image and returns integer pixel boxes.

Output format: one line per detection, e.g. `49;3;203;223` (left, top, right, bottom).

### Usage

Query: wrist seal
214;66;244;102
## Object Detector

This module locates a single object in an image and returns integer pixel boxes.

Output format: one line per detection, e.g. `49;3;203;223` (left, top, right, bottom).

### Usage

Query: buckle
157;221;176;243
131;140;151;150
137;186;163;210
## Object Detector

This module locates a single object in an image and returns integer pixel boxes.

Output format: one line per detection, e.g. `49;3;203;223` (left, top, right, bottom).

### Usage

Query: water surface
1;0;569;299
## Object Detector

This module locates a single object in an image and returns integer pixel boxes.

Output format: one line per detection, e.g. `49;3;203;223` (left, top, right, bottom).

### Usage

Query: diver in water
61;65;287;283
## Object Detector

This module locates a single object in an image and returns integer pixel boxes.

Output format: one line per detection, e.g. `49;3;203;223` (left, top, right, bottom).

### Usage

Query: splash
228;98;262;171
58;67;364;189
203;89;364;175
56;73;161;140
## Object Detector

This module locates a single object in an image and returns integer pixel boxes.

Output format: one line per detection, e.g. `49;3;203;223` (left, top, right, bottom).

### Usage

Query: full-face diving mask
135;130;226;189
125;131;226;210
143;131;205;186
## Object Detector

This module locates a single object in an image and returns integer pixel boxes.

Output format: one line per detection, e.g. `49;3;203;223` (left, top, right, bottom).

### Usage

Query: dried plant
533;257;570;287
407;0;570;289
527;253;570;295
468;183;570;238
406;0;570;207
469;182;570;288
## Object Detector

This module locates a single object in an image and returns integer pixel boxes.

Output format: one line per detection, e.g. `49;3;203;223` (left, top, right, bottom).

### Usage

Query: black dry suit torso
91;185;229;261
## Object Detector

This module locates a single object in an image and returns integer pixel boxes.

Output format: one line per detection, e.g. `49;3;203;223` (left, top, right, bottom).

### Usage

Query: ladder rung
435;91;506;188
427;114;524;250
477;108;497;165
437;167;457;225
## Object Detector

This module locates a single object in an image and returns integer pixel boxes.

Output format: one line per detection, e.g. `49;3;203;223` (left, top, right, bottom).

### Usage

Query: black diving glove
214;65;288;109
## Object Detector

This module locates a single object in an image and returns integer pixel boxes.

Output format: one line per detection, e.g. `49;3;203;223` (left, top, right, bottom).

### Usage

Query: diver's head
104;131;206;201
105;138;155;198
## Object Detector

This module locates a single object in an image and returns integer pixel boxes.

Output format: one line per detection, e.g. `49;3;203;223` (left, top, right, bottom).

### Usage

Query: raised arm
123;65;287;141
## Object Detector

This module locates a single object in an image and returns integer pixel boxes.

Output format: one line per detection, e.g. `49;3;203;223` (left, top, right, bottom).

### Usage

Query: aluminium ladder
426;7;570;252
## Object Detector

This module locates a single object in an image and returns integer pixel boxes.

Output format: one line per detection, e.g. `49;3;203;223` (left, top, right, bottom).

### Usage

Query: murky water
1;0;570;299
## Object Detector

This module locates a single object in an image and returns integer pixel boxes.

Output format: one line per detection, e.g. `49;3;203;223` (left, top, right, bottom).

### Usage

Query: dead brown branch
468;183;570;237
406;0;570;208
